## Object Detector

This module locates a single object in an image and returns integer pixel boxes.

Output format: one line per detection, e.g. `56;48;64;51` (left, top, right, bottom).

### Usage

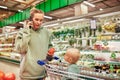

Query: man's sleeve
14;28;30;54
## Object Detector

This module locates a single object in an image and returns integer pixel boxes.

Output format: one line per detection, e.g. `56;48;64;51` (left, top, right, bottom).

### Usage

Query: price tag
90;20;96;29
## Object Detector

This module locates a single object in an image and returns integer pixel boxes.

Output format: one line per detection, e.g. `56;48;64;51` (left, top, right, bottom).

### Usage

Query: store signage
90;19;96;29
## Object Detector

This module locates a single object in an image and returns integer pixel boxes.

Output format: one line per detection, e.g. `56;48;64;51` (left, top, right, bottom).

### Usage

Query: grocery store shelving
0;44;13;46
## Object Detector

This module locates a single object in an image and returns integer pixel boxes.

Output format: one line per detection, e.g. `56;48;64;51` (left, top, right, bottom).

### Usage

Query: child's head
64;48;80;64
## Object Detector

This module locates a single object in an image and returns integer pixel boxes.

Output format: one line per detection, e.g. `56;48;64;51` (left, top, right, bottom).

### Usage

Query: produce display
0;70;5;80
0;70;16;80
0;52;10;57
4;73;16;80
0;32;21;60
102;19;120;33
0;36;15;52
50;16;120;79
102;22;116;32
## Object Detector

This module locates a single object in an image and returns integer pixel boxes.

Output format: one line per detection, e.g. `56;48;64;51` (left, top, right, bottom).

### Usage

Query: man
15;8;51;80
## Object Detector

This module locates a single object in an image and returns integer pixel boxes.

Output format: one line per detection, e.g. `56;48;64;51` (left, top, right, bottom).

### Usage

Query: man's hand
46;48;55;61
48;48;55;56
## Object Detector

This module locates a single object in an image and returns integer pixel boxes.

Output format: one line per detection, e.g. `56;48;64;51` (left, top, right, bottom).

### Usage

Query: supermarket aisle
0;60;20;80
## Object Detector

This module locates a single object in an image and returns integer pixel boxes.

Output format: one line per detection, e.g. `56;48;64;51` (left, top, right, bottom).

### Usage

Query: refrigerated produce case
50;15;120;80
0;12;120;80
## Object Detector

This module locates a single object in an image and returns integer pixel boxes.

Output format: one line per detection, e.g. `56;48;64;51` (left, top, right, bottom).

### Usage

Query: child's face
64;52;80;64
64;53;70;63
64;52;75;64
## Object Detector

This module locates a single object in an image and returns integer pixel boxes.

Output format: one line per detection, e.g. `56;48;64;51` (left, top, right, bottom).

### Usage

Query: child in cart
61;48;80;80
37;48;80;80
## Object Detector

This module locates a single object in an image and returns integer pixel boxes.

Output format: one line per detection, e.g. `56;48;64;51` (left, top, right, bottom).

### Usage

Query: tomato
4;73;16;80
0;70;5;80
48;48;55;55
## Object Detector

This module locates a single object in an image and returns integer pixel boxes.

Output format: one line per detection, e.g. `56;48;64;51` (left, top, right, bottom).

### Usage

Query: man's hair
30;8;44;20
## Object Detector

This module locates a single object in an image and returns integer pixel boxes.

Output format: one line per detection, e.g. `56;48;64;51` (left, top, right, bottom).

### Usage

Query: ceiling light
6;26;15;29
83;1;95;7
9;31;18;35
18;10;23;12
0;5;7;9
44;15;52;19
62;19;86;24
44;23;59;27
99;8;103;11
94;11;120;18
19;22;24;24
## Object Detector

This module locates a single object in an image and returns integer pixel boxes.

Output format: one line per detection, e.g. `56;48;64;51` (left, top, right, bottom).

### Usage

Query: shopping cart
37;57;104;80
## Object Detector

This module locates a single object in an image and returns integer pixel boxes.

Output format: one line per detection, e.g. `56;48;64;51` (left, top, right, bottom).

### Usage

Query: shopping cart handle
53;56;59;60
37;60;46;66
37;56;59;66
